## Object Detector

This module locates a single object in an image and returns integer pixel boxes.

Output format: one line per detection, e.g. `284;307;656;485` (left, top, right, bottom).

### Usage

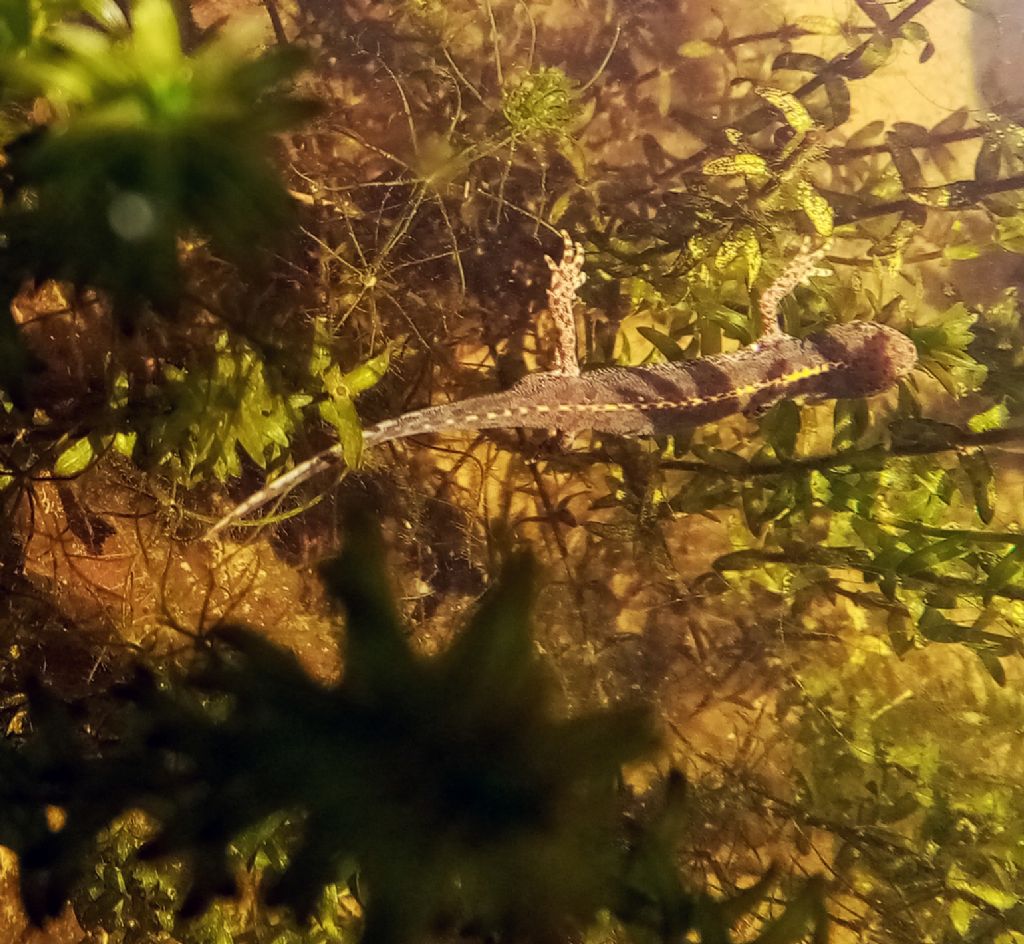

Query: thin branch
827;124;985;163
569;426;1024;478
833;172;1024;226
714;544;1024;604
261;0;288;45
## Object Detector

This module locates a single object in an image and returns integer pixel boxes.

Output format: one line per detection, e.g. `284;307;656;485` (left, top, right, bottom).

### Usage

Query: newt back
364;322;917;444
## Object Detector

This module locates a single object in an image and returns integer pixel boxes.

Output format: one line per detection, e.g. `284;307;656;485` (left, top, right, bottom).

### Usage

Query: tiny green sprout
502;66;580;139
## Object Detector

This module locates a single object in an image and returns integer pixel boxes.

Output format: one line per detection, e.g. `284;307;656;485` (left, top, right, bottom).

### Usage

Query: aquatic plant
0;0;316;325
49;331;387;491
2;0;1024;942
0;516;830;944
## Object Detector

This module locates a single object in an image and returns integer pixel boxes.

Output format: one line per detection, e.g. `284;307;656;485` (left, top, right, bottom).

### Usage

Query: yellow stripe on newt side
446;359;844;424
582;360;842;412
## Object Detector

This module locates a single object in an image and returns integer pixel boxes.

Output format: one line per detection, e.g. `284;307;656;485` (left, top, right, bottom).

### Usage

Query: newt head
809;321;918;398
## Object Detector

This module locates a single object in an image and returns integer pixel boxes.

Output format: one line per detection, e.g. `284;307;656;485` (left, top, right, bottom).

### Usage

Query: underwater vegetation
0;0;1023;941
0;514;828;944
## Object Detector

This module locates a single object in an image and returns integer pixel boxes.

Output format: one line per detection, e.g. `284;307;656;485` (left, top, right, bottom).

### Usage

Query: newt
206;235;917;537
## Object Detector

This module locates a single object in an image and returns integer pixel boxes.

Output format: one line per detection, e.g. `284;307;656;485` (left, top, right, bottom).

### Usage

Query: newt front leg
544;230;587;377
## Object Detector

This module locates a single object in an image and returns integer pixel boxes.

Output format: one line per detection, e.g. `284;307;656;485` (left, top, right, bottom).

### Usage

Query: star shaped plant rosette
154;525;656;942
4;514;657;943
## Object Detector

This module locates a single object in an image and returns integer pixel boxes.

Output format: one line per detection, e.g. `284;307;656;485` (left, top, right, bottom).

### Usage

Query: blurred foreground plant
0;0;317;349
0;514;827;944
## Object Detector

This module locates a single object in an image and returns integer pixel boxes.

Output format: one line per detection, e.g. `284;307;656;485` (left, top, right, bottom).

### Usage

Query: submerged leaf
960;448;996;524
678;39;717;58
703;154;770;177
54;436;96;476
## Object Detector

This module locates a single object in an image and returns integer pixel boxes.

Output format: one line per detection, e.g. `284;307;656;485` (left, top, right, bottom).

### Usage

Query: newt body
364;321;917;445
206;237;918;538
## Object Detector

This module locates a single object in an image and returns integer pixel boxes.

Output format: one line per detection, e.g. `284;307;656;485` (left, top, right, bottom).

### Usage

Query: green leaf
794;16;842;35
702;154;770;177
130;0;182;72
949;898;975;935
960;448;996;524
822;76;851;128
772;52;827;73
691;445;748;474
741;482;769;537
932;107;968;137
761;399;800;459
887;131;924;188
895;537;971;576
984;546;1024;600
548;189;573;225
910;303;985;395
0;0;31;50
339;348;391;397
968;402;1009;433
81;0;129;30
678;39;717;58
887;611;915;655
236;408;272;470
756;86;814;134
900;21;935;62
832;398;869;450
798;182;834;236
845;119;885;149
946;867;1017;908
636;326;687;361
845;35;893;79
112;431;137;457
943;241;984;260
54;436;96;477
918;608;971;643
890;121;930;147
994;213;1024;254
975;138;1002;182
978;650;1007;686
319;398;363;468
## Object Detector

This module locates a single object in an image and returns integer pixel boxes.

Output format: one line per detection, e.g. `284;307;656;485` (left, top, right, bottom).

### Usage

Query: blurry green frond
0;0;125;61
0;0;318;323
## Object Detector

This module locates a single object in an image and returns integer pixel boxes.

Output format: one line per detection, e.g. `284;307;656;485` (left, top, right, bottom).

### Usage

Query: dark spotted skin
364;322;918;445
